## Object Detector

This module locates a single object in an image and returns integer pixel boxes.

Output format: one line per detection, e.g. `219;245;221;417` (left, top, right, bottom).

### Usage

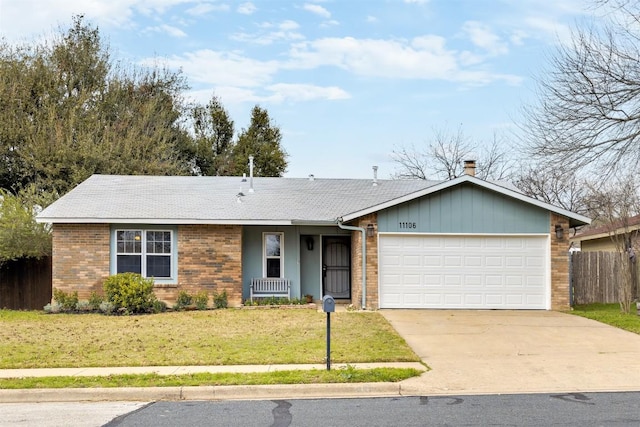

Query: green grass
0;309;425;389
0;367;422;389
571;303;640;334
0;309;420;368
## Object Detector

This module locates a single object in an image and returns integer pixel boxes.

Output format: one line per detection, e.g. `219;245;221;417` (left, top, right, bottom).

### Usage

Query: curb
0;383;408;403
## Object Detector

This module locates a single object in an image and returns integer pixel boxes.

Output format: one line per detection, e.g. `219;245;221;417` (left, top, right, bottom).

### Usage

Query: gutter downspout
337;218;366;309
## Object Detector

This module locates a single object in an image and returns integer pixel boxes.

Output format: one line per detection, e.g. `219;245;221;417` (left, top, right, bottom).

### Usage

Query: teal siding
377;183;549;234
242;225;349;300
300;235;321;299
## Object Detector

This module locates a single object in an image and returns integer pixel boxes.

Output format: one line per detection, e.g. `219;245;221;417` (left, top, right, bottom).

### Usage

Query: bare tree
520;0;640;178
582;175;640;313
512;166;589;215
391;125;515;181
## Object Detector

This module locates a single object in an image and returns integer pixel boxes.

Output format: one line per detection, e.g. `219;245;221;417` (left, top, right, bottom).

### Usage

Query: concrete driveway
381;310;640;395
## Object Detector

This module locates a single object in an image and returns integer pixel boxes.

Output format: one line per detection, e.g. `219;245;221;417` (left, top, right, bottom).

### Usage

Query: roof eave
36;217;295;226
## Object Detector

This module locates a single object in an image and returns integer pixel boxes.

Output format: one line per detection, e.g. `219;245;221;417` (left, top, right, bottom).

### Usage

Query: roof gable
342;175;591;228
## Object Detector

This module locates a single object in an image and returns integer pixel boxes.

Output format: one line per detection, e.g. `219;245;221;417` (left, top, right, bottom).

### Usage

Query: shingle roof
571;214;640;241
36;175;438;224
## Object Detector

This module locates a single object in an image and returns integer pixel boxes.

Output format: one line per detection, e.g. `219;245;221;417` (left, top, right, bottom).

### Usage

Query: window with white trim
116;230;173;279
264;232;283;278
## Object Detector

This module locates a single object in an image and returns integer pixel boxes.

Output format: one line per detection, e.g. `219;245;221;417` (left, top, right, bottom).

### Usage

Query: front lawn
571;303;640;334
0;309;420;369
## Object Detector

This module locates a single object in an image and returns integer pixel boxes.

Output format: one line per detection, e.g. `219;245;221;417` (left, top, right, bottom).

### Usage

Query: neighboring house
570;214;640;252
36;166;590;311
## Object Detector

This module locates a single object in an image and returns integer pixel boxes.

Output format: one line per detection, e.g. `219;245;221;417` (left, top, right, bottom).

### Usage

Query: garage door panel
444;294;463;305
464;294;483;305
379;235;549;309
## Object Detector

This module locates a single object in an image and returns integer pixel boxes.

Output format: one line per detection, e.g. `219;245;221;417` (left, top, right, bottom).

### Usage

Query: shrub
194;291;209;310
53;288;79;312
43;303;60;314
99;301;115;314
88;292;104;311
173;290;193;311
152;300;168;313
76;300;91;312
213;290;228;309
103;273;157;314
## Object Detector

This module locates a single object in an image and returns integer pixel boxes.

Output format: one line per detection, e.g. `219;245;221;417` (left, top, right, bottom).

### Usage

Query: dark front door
323;236;351;299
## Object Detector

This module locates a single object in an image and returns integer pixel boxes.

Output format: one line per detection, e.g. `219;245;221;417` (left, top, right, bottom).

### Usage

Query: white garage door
379;234;549;309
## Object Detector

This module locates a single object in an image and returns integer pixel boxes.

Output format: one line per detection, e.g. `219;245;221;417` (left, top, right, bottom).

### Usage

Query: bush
53;288;79;312
103;273;157;314
99;301;115;314
152;300;167;313
173;290;193;311
43;303;60;314
76;300;91;311
213;290;228;309
88;292;104;311
194;291;209;310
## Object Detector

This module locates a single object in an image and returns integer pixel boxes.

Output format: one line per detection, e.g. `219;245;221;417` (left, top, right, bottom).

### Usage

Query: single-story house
570;214;640;252
36;165;590;310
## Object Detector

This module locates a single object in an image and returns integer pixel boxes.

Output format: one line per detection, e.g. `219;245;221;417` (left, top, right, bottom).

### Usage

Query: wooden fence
0;257;52;310
571;251;639;305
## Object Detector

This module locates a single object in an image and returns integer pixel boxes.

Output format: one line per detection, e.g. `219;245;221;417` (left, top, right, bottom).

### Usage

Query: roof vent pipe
372;166;378;186
309;174;315;181
248;155;254;193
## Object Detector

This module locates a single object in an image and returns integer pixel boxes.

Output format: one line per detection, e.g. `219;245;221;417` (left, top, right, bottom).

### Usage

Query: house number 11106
399;222;417;229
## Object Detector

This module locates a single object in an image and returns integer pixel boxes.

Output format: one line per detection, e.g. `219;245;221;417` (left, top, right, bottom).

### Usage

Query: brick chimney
463;160;476;177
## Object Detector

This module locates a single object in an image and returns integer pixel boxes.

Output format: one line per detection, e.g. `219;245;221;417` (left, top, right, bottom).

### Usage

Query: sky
0;0;596;179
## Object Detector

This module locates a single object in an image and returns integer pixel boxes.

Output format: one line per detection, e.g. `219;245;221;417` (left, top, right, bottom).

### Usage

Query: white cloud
186;3;230;16
230;20;304;45
150;49;279;87
403;0;429;4
509;30;527;46
366;16;378;24
0;0;201;43
320;19;339;28
303;3;331;19
280;20;300;31
237;2;256;15
461;21;508;56
265;83;350;102
524;16;572;44
144;24;187;38
286;36;521;85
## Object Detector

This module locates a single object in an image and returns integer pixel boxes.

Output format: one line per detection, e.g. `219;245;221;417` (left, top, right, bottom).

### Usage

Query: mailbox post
322;295;335;371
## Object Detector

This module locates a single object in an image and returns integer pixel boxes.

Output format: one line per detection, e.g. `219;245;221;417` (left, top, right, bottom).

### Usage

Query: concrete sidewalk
0;362;425;379
0;362;427;403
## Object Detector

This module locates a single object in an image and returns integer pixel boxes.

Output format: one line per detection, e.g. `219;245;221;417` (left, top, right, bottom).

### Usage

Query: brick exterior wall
52;224;110;301
550;213;571;310
51;224;244;308
168;224;243;307
348;213;379;310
